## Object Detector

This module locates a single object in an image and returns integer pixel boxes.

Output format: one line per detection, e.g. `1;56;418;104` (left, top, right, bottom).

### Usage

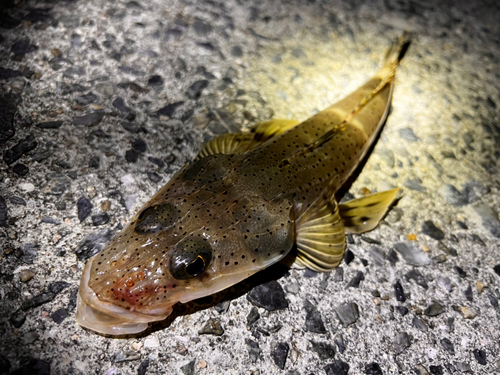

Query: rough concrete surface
1;0;500;374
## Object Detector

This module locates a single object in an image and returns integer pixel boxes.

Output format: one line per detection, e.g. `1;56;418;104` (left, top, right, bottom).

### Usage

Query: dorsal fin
196;119;299;159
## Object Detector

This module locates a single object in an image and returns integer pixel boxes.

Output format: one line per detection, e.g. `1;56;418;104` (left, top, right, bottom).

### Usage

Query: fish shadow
138;262;291;337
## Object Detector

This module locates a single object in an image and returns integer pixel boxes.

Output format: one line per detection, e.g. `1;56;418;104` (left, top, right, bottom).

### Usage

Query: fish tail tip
385;31;412;65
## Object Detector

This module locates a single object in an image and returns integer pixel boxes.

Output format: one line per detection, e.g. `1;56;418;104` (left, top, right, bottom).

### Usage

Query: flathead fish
77;33;411;335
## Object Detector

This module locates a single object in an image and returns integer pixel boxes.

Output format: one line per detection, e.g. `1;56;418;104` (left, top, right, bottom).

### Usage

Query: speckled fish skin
77;34;410;335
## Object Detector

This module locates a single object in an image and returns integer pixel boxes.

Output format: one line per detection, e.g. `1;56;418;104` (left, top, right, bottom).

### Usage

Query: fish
76;33;411;335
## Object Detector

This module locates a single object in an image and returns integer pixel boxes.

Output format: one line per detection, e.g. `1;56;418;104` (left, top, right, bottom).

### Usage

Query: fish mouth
76;259;174;336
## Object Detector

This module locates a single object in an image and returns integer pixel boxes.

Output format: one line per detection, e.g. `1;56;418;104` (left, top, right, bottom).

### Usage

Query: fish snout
76;258;174;335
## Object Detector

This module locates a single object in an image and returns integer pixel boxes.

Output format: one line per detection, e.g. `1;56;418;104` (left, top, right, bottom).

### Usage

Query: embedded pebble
468;203;500;238
10;311;26;328
343;249;355;264
335;302;359;327
393;281;406;302
473;349;486;365
395;306;409;316
429;365;443;375
132;139;147;153
464;285;473;301
454;266;467;278
271;342;289;370
41;216;60;225
91;213;109;227
3;134;37;165
393;243;430;266
459;306;477;319
19;269;35;282
48;281;70;295
440;338;454;354
73;111;105;126
494;264;500;277
95;83;115;97
144;335;159;348
198;318;224;336
245;339;260;363
333;267;343;282
324;360;349;375
246;307;260;326
125;149;138;163
155;101;184;117
148;157;165;167
437;277;453;293
180;359;196;375
112;351;141;363
364;362;383;375
303;299;326;333
51;308;69;324
186;80;209;99
346;271;364;288
148;75;164;86
405;269;428;289
21;293;55;311
9;196;26;206
0;196;7;227
404;177;427;192
113;97;135;119
421;221;444;240
137;359;150;375
36;121;63;129
374;148;394;167
424;302;445;316
455;362;471;372
432;254;447;263
148;172;162;183
398;128;419;142
74;229;114;261
247;280;288;311
368;246;385;266
285;281;299;294
75;93;97;106
394;332;411;355
77;197;92;222
310;341;335;360
412;316;428;332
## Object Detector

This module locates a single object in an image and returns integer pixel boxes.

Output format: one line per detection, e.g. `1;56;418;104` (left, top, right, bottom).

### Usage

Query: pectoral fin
197;119;300;159
339;188;400;234
294;181;346;272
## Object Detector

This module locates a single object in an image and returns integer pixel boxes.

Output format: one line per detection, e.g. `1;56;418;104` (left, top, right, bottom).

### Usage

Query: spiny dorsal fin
196;133;254;160
339;188;400;234
196;119;300;159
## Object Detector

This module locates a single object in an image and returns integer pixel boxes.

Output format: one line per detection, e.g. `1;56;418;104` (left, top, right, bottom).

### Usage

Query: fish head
77;155;295;335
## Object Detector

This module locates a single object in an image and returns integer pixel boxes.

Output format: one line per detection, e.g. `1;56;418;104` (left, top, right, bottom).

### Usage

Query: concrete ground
1;0;499;374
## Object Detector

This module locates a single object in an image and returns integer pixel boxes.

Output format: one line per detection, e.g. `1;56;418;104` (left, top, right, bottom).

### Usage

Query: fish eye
135;203;177;234
169;238;213;280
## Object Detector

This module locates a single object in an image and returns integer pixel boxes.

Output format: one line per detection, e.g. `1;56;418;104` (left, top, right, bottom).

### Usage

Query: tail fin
384;31;411;67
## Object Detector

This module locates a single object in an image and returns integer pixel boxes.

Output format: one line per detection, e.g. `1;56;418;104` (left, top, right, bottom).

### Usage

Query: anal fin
339;188;400;234
294;182;346;272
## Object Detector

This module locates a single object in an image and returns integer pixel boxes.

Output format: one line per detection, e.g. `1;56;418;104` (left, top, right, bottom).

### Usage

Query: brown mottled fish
77;33;411;335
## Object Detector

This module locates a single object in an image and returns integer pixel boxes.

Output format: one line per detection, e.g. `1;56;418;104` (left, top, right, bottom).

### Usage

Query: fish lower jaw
76;259;173;336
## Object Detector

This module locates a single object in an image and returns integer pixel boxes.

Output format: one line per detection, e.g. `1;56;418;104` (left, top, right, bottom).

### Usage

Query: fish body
77;33;410;335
